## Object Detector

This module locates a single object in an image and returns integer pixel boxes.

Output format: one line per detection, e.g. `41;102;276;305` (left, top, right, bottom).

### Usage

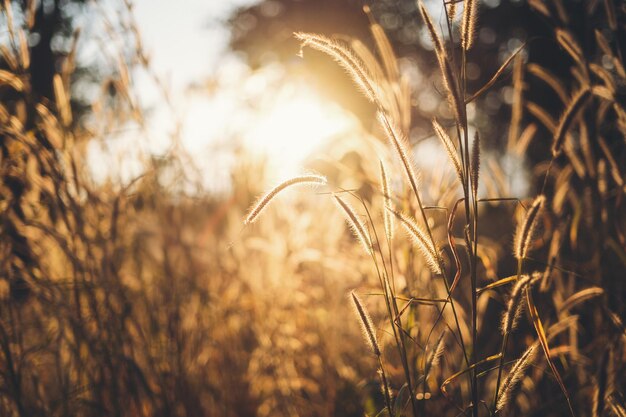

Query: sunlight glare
244;86;359;177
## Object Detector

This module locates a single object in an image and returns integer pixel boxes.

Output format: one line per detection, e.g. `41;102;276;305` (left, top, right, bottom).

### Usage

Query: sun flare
244;85;359;177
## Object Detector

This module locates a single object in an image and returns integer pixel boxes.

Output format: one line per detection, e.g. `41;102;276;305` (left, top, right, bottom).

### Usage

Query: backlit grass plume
433;118;463;185
244;174;327;224
294;32;379;105
461;0;478;51
378;111;421;199
389;208;442;275
350;291;380;356
424;330;446;379
552;87;591;156
419;2;465;125
333;194;372;252
379;160;394;242
496;343;538;412
513;195;545;260
501;273;541;335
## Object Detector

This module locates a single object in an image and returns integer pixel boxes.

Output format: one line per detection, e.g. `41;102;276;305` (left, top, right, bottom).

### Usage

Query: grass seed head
245;174;327;224
514;195;545;260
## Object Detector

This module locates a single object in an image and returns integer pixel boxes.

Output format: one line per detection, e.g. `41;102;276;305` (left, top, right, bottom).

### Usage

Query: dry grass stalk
598;137;625;187
507;54;525;149
419;2;464;125
351;291;380;356
514;123;537;156
0;69;24;91
470;44;525;104
526;101;557;132
18;29;29;69
334;194;372;252
603;0;617;30
244;174;327;224
471;131;480;201
514;195;545;260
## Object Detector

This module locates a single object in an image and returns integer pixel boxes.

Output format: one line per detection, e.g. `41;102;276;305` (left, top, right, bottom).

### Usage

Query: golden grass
0;1;624;416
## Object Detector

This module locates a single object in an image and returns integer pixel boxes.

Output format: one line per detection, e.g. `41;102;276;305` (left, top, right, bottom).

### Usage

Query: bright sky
86;0;359;192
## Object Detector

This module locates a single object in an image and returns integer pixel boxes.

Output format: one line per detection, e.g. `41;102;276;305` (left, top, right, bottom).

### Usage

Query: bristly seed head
350;291;380;356
500;273;541;335
552;87;591;157
471;130;480;200
432;118;463;186
389;208;442;275
379;160;394;242
245;174;327;224
514;195;545;260
333;194;372;252
461;0;478;51
496;343;538;411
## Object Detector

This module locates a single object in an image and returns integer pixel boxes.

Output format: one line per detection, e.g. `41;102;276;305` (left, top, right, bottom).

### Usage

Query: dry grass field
0;0;624;416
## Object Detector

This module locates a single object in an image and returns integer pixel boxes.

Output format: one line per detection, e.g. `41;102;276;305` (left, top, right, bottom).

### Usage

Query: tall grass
0;0;624;416
249;0;626;416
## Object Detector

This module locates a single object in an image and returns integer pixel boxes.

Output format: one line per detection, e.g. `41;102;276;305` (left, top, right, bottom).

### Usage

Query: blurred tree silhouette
27;0;86;101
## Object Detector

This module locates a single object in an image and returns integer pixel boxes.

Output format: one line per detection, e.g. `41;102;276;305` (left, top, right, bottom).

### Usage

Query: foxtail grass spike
351;291;380;356
501;274;532;335
294;32;379;105
245;174;327;224
333;194;372;252
461;0;478;51
514;195;545;260
418;2;465;124
418;2;444;55
377;112;420;199
448;1;457;23
379;160;394;242
425;330;446;378
496;344;538;411
471;131;480;200
389;208;442;275
552;87;591;156
433;118;463;185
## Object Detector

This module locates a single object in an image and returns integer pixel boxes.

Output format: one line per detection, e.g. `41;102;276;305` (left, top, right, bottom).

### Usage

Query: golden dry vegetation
0;1;624;417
